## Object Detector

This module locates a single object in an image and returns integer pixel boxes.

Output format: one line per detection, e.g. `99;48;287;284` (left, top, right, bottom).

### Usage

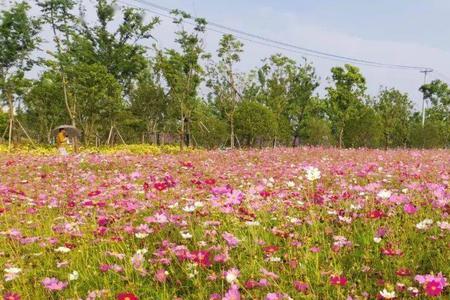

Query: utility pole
420;69;433;127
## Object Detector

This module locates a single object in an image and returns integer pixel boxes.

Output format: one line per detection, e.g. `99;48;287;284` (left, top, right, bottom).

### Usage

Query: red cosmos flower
244;279;259;289
87;190;101;197
260;190;271;198
381;246;403;256
293;280;309;293
143;182;150;191
117;292;139;300
263;245;280;254
367;210;384;219
0;207;5;214
191;250;212;267
330;275;347;286
3;292;21;300
395;268;412;277
181;161;193;168
204;178;216;185
153;182;168;191
425;280;443;297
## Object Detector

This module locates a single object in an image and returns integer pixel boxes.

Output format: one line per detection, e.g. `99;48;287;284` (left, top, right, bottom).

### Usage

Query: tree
66;63;122;145
191;101;228;149
156;10;207;149
37;0;77;126
22;71;67;143
74;0;160;96
0;2;40;150
130;73;167;144
207;34;244;149
325;64;367;148
374;88;412;148
417;80;450;148
343;104;382;148
235;100;277;147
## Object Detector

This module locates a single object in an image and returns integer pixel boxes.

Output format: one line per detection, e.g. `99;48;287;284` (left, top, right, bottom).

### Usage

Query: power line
127;0;433;71
118;1;424;70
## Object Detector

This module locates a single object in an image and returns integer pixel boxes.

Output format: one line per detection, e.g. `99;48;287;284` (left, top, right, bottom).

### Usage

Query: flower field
0;148;449;299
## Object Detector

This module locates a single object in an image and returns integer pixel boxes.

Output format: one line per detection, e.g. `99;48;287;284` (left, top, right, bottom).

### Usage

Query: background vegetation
1;0;449;150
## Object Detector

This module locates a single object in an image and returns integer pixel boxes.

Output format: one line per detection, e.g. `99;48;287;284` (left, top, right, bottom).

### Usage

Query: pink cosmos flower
425;281;443;297
41;277;68;291
222;232;239;248
293;280;309;293
403;203;417;215
265;293;282;300
3;292;20;300
223;284;240;300
154;269;168;283
415;272;448;297
330;275;347;286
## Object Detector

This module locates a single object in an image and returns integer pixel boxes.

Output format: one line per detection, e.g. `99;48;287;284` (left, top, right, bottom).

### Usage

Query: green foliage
66;63;122;144
0;2;447;150
0;111;7;136
343;105;383;148
235;100;277;146
375;88;412;148
326;64;367;147
299;117;334;146
22;71;67;142
156;11;207;148
72;0;160;95
191;102;228;149
0;1;40;101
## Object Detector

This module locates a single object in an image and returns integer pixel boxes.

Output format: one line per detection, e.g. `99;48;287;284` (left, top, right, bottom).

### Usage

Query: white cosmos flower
286;181;295;188
245;221;260;226
180;231;192;239
55;246;71;253
68;270;79;281
4;267;21;274
379;289;396;299
135;233;148;239
136;248;148;255
305;167;321;181
373;237;382;243
377;190;392;199
183;205;196;212
4;267;22;281
416;219;433;230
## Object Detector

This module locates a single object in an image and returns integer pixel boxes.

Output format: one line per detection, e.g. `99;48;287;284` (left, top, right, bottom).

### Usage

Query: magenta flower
223;284;240;300
293;280;309;293
154;269;168;283
3;292;21;300
330;275;347;286
403;203;417;215
425;281;444;297
41;277;68;291
265;293;282;300
222;232;240;248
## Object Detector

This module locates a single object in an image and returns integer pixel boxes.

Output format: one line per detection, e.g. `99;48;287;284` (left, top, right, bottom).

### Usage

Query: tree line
1;0;449;149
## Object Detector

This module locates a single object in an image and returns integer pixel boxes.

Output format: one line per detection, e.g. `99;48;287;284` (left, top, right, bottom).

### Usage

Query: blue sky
19;0;450;109
146;0;450;109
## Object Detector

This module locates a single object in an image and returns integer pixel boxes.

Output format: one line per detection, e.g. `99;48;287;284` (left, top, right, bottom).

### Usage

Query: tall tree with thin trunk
37;0;77;126
0;2;40;151
207;34;243;149
325;64;366;148
156;10;207;150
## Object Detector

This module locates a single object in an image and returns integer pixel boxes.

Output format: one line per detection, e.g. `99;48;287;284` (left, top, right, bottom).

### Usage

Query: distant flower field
0;148;448;299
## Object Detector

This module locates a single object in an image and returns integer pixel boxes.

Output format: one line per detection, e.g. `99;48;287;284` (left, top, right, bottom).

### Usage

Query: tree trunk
339;128;344;149
180;110;184;150
230;118;235;149
7;90;14;152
